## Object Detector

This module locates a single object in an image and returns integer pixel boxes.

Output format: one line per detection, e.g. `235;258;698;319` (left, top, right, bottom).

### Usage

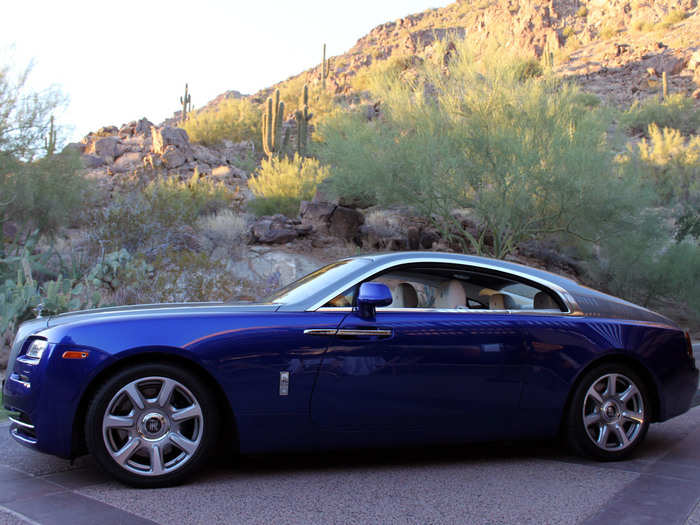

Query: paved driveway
1;345;698;525
1;406;700;525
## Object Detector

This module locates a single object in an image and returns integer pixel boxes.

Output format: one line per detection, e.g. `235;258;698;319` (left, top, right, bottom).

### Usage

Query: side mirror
357;282;392;319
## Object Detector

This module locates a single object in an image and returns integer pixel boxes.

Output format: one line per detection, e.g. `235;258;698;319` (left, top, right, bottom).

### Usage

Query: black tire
566;363;650;461
85;362;220;487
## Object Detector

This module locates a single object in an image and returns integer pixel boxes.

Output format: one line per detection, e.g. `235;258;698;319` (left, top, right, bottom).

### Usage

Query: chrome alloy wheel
582;373;645;451
102;376;204;477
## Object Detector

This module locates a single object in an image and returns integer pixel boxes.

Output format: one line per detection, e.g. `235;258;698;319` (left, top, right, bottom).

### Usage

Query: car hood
47;302;280;328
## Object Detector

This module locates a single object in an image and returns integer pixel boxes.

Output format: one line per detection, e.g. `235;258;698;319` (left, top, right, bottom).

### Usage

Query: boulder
250;215;312;244
80;154;105;169
328;206;364;240
228;249;322;291
212;165;233;178
161;145;186;168
62;142;85;155
300;200;337;226
151;126;190;155
112;152;144;173
92;136;120;159
192;144;223;166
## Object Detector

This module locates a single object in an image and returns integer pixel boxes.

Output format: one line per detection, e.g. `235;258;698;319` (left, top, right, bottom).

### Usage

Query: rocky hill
244;0;699;110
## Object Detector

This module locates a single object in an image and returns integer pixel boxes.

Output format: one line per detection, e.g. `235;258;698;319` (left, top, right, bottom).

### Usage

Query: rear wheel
85;363;219;487
566;363;650;461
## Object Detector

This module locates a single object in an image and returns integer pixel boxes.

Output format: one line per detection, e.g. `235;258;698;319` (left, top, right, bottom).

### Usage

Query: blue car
3;252;697;487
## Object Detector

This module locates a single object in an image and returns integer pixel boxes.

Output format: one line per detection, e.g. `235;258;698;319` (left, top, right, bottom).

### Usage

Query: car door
309;265;530;449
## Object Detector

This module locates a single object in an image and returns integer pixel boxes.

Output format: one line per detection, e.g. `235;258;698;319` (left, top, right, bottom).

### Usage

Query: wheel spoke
172;404;202;422
124;383;146;410
157;378;177;408
614;423;630;447
618;384;639;404
587;389;604;407
596;424;610;447
169;432;198;455
605;374;617;396
584;412;601;427
622;410;644;425
149;444;164;475
104;414;134;429
113;437;141;465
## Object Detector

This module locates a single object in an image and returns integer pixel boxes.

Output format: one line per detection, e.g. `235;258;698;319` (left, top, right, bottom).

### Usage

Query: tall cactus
294;84;313;157
662;71;669;100
44;115;57;156
322;43;330;90
180;83;192;122
262;89;288;158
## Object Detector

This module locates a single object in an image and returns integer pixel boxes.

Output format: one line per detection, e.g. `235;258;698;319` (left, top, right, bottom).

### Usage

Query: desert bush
319;41;638;258
180;98;261;148
659;9;688;29
576;6;588;17
619;94;700;135
1;152;89;243
248;154;329;217
196;209;248;246
91;172;235;255
633;124;700;204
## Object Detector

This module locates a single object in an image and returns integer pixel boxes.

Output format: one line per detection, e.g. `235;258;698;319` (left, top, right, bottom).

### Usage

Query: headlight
25;339;48;360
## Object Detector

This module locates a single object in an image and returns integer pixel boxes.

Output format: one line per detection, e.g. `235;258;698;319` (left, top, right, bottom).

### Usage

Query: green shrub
620;94;700;135
319;41;636;258
1;151;89;242
180;98;261;148
562;26;575;39
576;6;588;17
91;172;235;255
599;26;619;39
659;9;688;29
633;124;700;204
248;154;329;217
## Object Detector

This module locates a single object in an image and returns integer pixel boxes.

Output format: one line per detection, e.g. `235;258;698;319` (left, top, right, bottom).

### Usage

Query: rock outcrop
77;118;254;192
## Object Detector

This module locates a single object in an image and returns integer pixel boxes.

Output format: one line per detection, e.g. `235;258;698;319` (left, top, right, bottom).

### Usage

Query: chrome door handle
303;329;338;336
303;328;393;337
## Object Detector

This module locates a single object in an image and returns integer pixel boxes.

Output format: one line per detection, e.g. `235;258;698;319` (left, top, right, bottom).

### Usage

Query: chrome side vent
279;371;289;396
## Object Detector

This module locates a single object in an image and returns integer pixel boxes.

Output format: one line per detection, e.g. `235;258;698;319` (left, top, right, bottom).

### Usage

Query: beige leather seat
489;293;507;310
392;282;418;308
533;291;558;310
437;280;466;309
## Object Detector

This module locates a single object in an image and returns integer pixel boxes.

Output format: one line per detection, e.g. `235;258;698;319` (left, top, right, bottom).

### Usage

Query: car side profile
2;252;698;487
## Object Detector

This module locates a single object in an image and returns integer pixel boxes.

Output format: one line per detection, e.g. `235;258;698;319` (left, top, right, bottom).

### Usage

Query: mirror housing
357;282;392;319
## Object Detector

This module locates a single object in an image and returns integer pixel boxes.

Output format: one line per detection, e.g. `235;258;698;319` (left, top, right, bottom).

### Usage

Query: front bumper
658;357;699;422
3;343;102;459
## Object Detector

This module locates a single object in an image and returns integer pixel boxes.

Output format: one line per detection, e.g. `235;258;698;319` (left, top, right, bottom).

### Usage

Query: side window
368;265;564;312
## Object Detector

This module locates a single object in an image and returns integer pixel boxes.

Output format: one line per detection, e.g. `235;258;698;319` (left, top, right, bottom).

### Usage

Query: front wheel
566;364;650;461
85;363;219;487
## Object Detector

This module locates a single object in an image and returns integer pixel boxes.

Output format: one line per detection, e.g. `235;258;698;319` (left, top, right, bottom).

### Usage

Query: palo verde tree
0;57;83;248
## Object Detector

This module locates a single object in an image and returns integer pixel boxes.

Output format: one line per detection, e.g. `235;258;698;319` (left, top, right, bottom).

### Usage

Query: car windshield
265;258;370;305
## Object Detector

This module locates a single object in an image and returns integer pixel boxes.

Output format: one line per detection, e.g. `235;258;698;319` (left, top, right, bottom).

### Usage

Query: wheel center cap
140;412;168;439
602;401;619;421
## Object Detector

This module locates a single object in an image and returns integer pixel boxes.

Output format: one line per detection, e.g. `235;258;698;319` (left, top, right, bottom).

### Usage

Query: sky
2;0;452;143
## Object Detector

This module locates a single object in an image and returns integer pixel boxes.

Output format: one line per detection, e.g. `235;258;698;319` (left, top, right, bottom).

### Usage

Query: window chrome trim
308;257;583;315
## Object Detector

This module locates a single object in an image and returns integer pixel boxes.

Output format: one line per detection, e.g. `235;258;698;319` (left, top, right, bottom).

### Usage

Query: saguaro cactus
180;83;192;122
294;84;313;157
44;115;57;156
662;71;668;100
262;89;288;158
322;43;331;90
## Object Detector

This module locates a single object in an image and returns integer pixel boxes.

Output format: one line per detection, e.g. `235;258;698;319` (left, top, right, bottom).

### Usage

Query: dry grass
196;209;249;246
